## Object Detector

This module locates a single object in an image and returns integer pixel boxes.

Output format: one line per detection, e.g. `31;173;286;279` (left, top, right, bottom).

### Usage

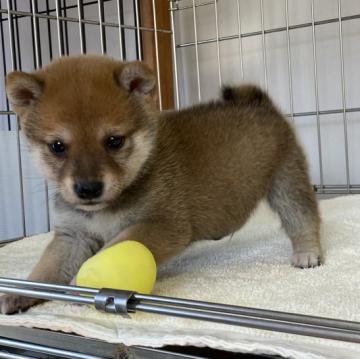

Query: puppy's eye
49;140;66;156
106;135;125;150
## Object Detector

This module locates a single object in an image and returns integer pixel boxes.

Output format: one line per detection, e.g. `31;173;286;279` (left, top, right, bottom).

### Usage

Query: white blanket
1;196;360;359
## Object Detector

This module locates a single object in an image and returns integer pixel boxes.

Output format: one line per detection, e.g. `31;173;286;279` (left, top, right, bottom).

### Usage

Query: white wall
174;0;360;188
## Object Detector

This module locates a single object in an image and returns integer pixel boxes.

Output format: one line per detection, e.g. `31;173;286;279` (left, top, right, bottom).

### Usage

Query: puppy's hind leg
267;146;322;268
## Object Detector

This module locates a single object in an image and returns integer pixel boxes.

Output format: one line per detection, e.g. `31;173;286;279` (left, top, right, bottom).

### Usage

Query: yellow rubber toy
76;241;157;294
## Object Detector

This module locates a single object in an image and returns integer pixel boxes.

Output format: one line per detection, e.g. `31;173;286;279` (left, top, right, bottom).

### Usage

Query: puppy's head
6;55;158;211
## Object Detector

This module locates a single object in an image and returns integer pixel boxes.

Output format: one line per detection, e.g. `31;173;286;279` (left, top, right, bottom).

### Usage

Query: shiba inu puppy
1;55;321;314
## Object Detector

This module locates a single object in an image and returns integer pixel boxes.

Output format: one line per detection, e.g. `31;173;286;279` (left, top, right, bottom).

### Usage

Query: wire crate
0;1;360;358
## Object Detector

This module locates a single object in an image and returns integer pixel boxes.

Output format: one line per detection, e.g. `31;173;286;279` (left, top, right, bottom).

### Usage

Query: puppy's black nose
74;181;103;199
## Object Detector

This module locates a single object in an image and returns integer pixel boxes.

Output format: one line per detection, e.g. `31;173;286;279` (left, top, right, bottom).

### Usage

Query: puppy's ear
6;71;43;111
116;62;156;98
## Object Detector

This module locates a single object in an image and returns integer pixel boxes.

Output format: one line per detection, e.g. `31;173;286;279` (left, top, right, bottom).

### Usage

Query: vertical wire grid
192;0;201;102
98;0;106;54
214;0;222;87
337;0;351;192
170;1;180;109
77;0;86;54
6;0;27;237
311;0;324;192
31;1;41;69
260;0;268;90
14;1;23;71
63;0;70;55
0;10;11;130
236;0;245;80
55;0;64;56
117;0;125;60
151;0;162;110
46;0;53;60
285;0;294;122
31;0;51;231
29;2;37;67
134;0;142;60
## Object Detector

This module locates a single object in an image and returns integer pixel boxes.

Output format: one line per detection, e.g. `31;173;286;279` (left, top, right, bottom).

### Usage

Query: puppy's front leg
0;231;102;314
104;221;192;264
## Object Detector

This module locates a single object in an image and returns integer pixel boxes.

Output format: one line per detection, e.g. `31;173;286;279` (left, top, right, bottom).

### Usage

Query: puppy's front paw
292;252;322;268
0;294;43;315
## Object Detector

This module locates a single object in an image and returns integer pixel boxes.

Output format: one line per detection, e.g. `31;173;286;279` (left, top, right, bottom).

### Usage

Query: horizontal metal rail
0;9;171;34
0;0;113;23
0;338;103;359
314;185;360;194
3;106;360;119
0;352;30;359
2;277;359;332
0;278;359;344
0;325;204;359
175;13;360;48
170;1;215;12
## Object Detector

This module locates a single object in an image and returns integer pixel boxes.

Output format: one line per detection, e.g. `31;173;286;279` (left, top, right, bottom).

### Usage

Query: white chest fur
55;207;133;243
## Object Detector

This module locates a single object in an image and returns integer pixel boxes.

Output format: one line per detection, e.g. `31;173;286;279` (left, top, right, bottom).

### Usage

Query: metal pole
77;0;86;54
134;0;142;60
285;0;294;121
117;0;125;60
55;0;64;56
0;278;360;343
151;0;162;110
236;0;244;80
192;0;201;101
311;0;324;193
0;338;103;359
6;0;26;238
214;0;221;86
97;0;106;54
260;0;268;90
175;13;360;49
338;0;350;193
170;1;180;109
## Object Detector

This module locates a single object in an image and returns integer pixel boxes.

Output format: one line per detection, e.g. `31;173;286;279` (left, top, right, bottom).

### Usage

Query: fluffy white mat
1;196;360;359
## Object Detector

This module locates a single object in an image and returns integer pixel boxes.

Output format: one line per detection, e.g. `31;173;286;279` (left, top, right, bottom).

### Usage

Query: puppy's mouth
75;201;108;212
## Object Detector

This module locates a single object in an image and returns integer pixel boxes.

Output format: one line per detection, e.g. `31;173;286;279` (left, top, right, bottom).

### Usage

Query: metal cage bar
98;0;106;54
116;0;125;60
175;12;360;48
311;0;325;193
213;0;221;86
0;8;11;131
134;0;142;61
285;0;294;122
0;278;359;344
337;0;351;193
0;337;103;359
236;0;245;80
192;0;201;102
151;0;162;110
170;2;180;109
5;0;27;238
77;0;86;54
0;9;171;34
260;0;268;90
55;0;65;56
30;0;51;233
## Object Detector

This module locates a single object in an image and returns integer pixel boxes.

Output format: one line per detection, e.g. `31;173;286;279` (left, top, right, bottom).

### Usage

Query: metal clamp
94;289;136;317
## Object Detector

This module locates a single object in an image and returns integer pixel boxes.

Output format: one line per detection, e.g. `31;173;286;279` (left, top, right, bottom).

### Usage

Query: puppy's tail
221;84;272;107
